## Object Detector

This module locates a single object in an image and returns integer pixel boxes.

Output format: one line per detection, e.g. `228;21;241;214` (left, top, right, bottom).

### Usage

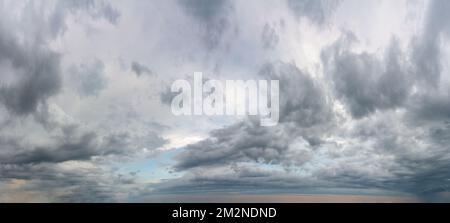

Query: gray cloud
160;86;179;106
261;23;279;50
174;62;333;170
0;120;167;165
322;33;411;118
69;60;107;97
0;0;145;165
175;120;291;170
154;165;320;194
0;0;120;115
3;0;450;202
259;62;333;127
287;0;341;25
0;27;62;116
0;129;98;165
0;162;141;202
177;0;236;50
48;0;120;38
164;0;450;201
178;0;230;21
131;61;152;76
411;0;450;87
407;91;450;123
0;1;166;202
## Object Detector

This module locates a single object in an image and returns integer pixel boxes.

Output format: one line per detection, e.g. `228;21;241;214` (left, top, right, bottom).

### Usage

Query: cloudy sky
1;0;450;202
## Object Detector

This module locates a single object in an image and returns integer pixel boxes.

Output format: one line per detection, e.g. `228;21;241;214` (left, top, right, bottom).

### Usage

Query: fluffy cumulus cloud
1;0;450;202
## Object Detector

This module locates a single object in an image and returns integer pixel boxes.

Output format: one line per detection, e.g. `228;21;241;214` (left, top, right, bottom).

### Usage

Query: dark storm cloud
0;130;98;165
342;109;450;201
0;114;165;202
131;61;152;76
411;0;450;87
0;118;99;165
317;0;450;200
0;0;167;202
175;62;333;170
3;0;450;202
407;92;450;123
175;120;291;170
0;111;165;201
321;0;450;120
287;0;341;25
179;0;230;20
168;115;404;195
155;174;312;194
153;162;387;196
259;62;333;127
159;75;212;106
0;0;135;164
322;33;411;118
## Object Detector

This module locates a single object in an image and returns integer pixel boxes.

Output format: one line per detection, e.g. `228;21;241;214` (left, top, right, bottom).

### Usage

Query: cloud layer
1;0;450;202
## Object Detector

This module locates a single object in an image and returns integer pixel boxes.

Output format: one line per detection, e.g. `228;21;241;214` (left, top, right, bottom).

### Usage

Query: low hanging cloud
0;0;165;202
0;0;120;116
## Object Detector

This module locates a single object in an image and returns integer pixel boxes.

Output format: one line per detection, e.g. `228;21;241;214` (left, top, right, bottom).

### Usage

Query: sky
1;0;450;202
